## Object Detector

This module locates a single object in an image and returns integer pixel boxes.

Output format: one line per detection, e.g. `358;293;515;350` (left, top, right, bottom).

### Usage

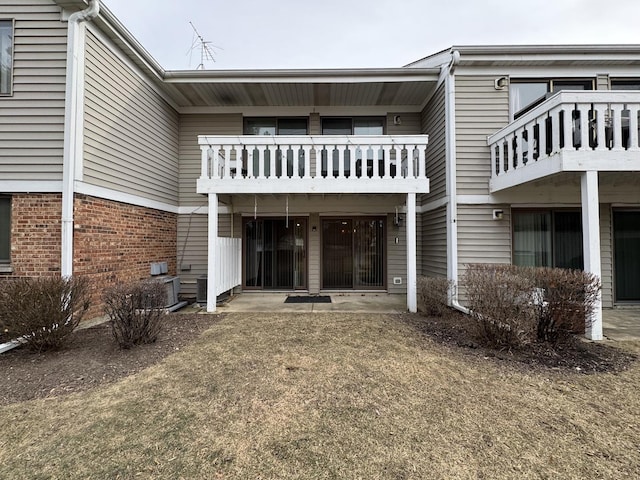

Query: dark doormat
284;295;332;304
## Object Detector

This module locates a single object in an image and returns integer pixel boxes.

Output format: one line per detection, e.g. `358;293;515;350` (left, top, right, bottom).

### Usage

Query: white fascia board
163;68;439;84
196;178;430;195
0;181;63;193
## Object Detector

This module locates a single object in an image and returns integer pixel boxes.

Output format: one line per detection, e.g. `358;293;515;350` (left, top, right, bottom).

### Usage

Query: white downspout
61;0;100;278
444;50;469;315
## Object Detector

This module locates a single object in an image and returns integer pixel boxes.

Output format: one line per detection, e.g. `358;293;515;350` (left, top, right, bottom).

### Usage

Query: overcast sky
102;0;640;70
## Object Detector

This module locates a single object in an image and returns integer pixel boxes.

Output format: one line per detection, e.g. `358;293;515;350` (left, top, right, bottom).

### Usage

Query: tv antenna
187;21;221;69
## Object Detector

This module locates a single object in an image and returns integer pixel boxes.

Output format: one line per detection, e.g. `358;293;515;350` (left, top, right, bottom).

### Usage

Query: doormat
284;296;332;304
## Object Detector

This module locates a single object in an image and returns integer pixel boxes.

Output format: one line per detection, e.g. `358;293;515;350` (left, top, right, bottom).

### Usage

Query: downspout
444;50;469;315
61;0;100;278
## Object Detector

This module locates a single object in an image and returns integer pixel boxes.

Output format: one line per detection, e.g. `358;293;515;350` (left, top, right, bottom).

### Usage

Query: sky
102;0;640;71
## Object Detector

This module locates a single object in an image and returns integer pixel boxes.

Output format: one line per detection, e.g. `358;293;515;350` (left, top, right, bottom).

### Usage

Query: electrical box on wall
393;277;402;285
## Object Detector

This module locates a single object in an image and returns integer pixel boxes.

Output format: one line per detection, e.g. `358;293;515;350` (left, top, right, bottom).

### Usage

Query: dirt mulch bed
403;310;637;374
0;313;219;406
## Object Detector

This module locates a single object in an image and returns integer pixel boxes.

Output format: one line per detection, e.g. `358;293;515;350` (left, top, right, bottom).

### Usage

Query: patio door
244;218;307;290
613;211;640;302
322;218;385;290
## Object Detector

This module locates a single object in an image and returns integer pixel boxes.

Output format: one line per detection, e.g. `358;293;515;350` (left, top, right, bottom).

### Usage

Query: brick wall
2;193;177;320
9;194;62;276
73;194;177;318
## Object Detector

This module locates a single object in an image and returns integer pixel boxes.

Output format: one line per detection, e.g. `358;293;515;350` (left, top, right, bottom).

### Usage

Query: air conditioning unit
196;275;207;305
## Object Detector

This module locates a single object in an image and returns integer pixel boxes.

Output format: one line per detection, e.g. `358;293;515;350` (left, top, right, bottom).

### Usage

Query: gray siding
387;213;406;294
457;204;512;272
455;75;509;196
421;206;447;278
83;29;179;204
0;0;67;182
421;82;447;201
386;112;421;135
178;113;243;206
600;205;613;308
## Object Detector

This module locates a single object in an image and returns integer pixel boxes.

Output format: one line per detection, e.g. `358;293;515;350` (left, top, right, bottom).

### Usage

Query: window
512;210;583;270
0;20;13;96
510;79;593;119
0;197;10;264
321;117;385;177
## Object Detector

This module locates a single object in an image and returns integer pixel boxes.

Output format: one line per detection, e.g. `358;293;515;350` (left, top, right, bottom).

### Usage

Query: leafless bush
104;280;167;349
0;276;90;352
527;267;600;343
462;264;538;348
417;276;453;317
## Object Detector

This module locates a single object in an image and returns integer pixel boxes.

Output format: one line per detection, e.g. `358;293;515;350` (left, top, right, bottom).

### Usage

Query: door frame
612;208;640;303
241;216;308;291
320;215;387;291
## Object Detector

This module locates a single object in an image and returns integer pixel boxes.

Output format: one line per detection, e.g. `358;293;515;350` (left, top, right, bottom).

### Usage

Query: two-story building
1;0;639;341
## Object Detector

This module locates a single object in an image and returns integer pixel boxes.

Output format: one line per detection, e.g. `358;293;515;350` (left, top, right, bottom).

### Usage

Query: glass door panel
553;211;583;270
322;220;353;289
614;211;640;302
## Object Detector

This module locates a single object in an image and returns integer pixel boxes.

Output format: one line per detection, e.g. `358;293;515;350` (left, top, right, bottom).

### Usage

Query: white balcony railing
488;91;640;192
197;135;429;194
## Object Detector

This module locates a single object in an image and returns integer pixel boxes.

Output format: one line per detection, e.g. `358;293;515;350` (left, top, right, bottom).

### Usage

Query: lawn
1;312;639;479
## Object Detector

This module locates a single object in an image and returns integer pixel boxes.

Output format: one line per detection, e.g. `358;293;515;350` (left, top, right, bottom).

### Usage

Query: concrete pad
602;308;640;342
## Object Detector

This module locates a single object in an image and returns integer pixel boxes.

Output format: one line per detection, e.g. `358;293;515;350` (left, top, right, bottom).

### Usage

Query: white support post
581;171;602;340
207;193;218;313
406;192;417;313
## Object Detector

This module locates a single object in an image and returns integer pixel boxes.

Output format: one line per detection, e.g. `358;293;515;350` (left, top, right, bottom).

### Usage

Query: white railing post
417;145;426;179
593;104;608;151
302;145;311;179
629;104;640;151
200;145;210;179
222;145;232;178
610;104;625;151
576;104;591;151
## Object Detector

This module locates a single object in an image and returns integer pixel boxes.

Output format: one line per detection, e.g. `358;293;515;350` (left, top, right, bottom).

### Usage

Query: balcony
488;91;640;192
197;135;429;195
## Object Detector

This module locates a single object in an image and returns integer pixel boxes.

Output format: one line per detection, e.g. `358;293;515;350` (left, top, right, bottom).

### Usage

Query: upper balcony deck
488;91;640;192
197;135;429;195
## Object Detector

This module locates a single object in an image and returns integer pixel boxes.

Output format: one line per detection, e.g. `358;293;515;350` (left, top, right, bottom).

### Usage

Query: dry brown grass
1;312;639;479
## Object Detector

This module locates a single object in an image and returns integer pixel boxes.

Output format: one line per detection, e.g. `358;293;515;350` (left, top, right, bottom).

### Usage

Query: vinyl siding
600;205;613;308
455;75;509;196
457;204;512;271
308;212;320;293
386;112;421;135
421;82;447;202
0;0;67;182
83;29;179;204
178;113;243;206
387;213;406;294
421;206;447;278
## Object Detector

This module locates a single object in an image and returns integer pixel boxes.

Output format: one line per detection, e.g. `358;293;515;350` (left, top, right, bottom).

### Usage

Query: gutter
61;0;100;278
443;50;470;315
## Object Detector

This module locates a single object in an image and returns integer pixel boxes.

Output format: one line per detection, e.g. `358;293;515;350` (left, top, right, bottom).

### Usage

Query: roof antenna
187;21;222;70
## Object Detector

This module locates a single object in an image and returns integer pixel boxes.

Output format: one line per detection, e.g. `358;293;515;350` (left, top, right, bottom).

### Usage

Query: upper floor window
244;117;308;135
510;79;593;120
321;117;385;135
611;79;640;90
0;197;10;264
0;20;13;96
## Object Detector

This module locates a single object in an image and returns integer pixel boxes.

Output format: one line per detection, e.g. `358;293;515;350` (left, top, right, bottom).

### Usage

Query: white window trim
0;18;14;97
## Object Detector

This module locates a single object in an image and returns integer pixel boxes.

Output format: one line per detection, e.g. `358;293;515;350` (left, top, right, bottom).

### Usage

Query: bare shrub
417;276;453;317
0;276;90;352
462;264;537;348
104;280;167;349
526;267;601;344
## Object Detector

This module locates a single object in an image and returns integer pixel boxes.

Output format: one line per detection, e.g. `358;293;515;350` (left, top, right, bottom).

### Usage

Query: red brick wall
2;193;177;319
73;194;177;318
9;194;62;276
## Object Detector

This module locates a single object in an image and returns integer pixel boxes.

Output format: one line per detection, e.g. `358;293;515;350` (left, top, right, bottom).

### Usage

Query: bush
0;276;90;352
417;276;452;317
462;264;601;348
527;267;600;343
104;279;167;349
462;264;537;348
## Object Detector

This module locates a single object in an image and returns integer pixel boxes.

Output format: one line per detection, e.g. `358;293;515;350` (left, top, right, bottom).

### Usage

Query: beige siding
600;205;613;308
455;75;510;196
178;113;243;206
83;29;179;204
596;74;610;90
421;82;447;201
308;213;320;293
0;1;67;181
387;214;407;294
421;206;447;278
457;204;512;271
386;112;421;135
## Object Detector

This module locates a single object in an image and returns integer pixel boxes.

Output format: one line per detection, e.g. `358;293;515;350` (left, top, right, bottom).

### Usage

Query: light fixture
393;115;402;126
494;76;509;90
492;209;504;220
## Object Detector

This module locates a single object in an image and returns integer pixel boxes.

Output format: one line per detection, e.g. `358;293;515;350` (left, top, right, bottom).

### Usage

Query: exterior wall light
492;209;504;220
494;76;509;90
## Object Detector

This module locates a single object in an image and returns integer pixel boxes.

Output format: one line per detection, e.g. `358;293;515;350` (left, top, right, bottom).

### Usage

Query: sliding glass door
613;211;640;302
322;218;385;290
244;218;306;290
